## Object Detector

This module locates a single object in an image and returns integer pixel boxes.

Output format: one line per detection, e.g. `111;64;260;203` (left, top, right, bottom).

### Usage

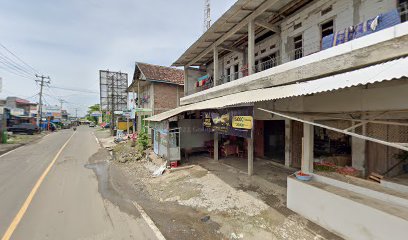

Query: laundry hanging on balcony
322;9;401;50
196;75;209;87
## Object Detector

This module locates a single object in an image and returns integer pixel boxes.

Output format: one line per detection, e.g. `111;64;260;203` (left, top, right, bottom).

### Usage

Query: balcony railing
254;57;280;73
401;2;408;23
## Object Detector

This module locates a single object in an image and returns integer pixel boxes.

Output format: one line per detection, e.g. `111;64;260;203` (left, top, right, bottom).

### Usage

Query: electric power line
48;85;98;94
0;42;39;74
0;54;36;77
0;43;39;81
0;62;34;80
0;52;35;75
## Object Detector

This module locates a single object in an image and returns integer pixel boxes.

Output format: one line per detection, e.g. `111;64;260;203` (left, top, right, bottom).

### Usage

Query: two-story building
147;0;408;239
127;62;184;133
0;97;38;126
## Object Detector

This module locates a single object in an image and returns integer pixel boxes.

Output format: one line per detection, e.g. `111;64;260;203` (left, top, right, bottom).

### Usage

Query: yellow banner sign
232;116;253;130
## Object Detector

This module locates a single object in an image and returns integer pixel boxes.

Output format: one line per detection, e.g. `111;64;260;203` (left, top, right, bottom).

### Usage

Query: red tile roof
137;62;184;85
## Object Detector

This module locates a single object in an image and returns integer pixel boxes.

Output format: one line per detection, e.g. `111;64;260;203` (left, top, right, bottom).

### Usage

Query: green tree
86;104;101;123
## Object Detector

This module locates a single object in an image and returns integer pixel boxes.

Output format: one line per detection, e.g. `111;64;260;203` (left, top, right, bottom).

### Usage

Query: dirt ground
94;130;342;240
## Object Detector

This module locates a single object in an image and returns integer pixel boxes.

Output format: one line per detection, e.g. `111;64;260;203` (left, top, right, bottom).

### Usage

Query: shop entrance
264;120;285;163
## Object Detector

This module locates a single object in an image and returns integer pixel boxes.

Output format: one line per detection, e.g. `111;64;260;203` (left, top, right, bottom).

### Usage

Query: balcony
182;6;408;104
182;18;408;105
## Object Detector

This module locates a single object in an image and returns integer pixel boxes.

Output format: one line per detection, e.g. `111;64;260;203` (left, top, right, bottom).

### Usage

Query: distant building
127;62;184;133
0;96;38;125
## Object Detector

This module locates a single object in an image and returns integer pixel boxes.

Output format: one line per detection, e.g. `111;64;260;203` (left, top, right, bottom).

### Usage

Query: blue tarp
322;9;401;50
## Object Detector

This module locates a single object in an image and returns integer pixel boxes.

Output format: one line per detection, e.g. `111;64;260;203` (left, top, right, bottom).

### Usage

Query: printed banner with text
202;107;253;138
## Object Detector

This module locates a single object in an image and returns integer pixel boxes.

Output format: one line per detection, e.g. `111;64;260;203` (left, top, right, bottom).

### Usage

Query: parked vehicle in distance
7;123;39;135
89;122;96;127
103;123;110;129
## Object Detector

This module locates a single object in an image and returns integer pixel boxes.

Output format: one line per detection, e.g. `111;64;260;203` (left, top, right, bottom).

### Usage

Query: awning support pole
248;137;254;176
258;108;408;152
214;132;219;161
302;121;314;173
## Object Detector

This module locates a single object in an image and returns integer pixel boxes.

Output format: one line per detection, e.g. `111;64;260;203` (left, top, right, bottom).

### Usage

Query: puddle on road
84;149;141;218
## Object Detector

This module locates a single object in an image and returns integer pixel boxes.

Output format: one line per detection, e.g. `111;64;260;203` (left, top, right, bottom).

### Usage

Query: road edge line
132;201;166;240
1;131;76;240
91;132;101;146
0;147;20;159
0;133;50;159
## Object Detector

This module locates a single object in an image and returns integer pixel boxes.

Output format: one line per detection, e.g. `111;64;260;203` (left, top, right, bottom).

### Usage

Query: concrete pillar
213;47;219;86
302;122;314;173
184;66;188;96
248;20;255;75
352;121;367;176
214;132;219;161
167;132;171;164
285;119;291;167
248;137;254;176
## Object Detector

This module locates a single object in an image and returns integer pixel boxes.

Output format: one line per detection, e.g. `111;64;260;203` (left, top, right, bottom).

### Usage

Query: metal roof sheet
146;57;408;122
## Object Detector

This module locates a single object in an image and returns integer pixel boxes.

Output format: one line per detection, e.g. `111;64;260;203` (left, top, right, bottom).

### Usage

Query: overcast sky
0;0;236;116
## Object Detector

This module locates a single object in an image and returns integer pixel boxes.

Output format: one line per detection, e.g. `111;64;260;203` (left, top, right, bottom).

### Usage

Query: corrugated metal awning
146;57;408;122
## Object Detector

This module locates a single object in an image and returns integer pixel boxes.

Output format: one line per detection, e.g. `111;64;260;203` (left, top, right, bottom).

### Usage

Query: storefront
151;119;180;162
202;106;254;162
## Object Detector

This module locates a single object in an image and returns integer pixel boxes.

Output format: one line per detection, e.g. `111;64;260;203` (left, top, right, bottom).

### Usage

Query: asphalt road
0;126;158;240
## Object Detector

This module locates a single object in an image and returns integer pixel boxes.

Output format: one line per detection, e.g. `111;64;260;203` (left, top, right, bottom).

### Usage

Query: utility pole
58;99;64;111
58;98;65;120
35;74;50;131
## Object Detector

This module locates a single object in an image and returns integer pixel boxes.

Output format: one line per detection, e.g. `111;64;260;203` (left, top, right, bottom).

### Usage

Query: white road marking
0;147;20;159
0;133;52;159
1;131;76;240
132;201;166;240
91;132;101;147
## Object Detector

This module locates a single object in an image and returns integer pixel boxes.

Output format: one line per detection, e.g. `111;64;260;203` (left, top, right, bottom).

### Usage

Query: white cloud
0;0;236;116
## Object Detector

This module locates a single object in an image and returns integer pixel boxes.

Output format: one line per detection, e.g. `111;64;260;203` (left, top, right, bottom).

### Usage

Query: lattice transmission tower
203;0;211;32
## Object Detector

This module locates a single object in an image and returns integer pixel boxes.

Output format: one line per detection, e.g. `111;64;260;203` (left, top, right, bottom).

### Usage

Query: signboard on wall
202;106;253;138
10;108;24;116
91;111;102;117
232;116;253;129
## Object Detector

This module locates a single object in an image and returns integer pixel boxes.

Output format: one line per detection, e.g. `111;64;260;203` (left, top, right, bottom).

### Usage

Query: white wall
179;119;212;149
138;84;153;110
287;177;408;240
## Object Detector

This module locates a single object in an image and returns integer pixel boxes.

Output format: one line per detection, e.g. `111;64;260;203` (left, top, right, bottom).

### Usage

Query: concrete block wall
359;0;396;22
153;83;183;115
280;0;355;62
